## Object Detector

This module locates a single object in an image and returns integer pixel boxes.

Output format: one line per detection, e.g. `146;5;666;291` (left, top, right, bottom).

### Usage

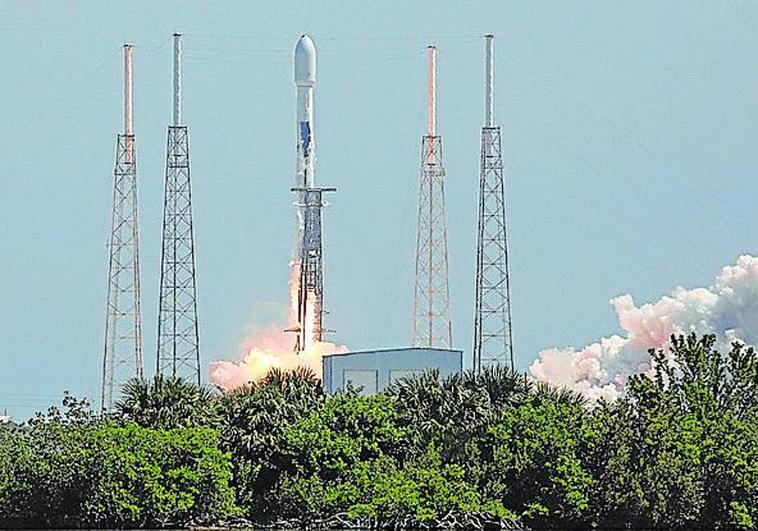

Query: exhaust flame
304;295;317;352
210;264;347;391
210;329;346;391
289;260;300;321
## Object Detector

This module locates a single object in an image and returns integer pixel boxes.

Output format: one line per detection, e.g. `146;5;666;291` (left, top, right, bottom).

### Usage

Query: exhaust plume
210;326;346;390
530;254;758;401
210;268;347;391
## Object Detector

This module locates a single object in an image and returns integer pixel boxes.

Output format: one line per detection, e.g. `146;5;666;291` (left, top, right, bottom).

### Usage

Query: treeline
0;334;756;529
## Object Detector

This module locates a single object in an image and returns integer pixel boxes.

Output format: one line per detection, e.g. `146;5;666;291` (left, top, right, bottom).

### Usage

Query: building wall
322;347;463;395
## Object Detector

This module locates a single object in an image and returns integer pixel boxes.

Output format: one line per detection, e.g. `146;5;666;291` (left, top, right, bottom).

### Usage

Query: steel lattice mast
412;45;453;348
102;44;143;411
473;35;514;372
157;33;201;384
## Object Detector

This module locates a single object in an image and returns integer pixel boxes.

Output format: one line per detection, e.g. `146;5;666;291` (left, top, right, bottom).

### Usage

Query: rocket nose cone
294;34;316;86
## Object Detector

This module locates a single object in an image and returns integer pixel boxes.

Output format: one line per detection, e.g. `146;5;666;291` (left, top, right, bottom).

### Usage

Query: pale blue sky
1;1;757;419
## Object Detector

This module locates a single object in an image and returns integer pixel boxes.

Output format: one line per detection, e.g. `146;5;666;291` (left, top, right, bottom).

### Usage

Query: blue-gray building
322;347;463;395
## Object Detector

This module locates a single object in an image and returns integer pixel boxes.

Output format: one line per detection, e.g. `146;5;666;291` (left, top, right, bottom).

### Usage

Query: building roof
324;346;463;358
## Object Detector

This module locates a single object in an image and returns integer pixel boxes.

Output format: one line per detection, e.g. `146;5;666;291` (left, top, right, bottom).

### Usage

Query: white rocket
289;34;335;351
294;34;316;189
291;35;316;278
288;34;317;350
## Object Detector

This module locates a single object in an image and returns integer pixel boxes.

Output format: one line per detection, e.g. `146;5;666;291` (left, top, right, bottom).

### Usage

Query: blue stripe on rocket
299;121;311;154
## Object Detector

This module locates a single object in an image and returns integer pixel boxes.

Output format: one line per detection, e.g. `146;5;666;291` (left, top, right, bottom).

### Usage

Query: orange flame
209;262;347;391
209;329;346;391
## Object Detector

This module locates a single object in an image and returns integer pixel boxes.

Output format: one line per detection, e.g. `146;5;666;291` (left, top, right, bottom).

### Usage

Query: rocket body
291;34;318;350
293;35;316;271
295;34;316;190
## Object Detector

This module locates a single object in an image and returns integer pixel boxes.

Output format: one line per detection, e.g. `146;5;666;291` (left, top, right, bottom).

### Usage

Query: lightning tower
102;44;143;411
473;35;514;372
157;33;201;384
412;45;453;348
289;34;335;352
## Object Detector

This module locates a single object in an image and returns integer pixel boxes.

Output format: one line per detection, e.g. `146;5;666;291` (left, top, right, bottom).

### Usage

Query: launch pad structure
156;33;202;384
413;45;453;349
102;44;143;412
290;185;336;352
473;35;514;372
96;33;515;401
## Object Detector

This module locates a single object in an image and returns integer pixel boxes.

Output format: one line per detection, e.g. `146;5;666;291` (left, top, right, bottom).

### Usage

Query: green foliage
341;447;514;526
278;393;509;526
591;334;758;530
1;336;756;529
480;390;595;528
286;392;406;476
215;366;324;520
116;374;218;428
278;392;406;520
1;394;99;527
0;397;237;528
0;424;29;517
82;423;238;526
387;365;530;462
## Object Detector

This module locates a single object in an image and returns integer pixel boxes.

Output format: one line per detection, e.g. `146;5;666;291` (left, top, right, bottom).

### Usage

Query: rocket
294;34;316;189
291;35;316;285
288;34;318;352
288;34;335;353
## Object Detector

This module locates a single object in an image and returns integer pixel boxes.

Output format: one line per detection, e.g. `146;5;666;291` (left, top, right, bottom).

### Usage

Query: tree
115;374;218;429
0;395;237;528
277;392;407;522
2;336;755;529
278;390;514;528
1;394;100;527
387;368;503;462
479;388;595;529
463;364;532;410
82;423;238;527
215;367;324;520
590;334;758;529
0;424;29;524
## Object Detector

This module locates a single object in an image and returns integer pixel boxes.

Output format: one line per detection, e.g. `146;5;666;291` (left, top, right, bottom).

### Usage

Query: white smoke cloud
210;267;349;391
210;323;348;391
530;255;758;401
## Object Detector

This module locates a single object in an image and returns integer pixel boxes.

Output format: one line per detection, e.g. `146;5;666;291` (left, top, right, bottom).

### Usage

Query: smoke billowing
210;324;347;390
210;264;349;391
530;255;758;401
